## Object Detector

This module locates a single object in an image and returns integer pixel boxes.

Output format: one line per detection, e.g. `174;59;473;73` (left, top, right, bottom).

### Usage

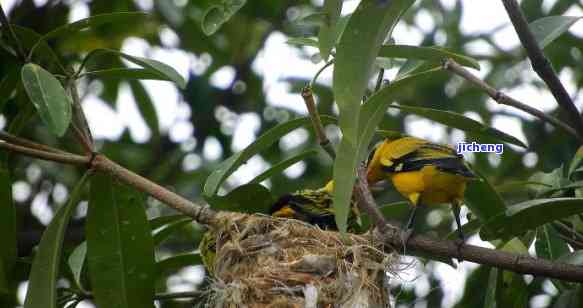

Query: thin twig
501;0;583;139
0;131;69;154
374;68;385;92
443;58;583;143
355;165;390;233
309;59;335;88
68;79;94;150
0;4;26;61
80;290;203;301
71;123;93;154
301;86;336;159
92;154;216;225
0;141;88;165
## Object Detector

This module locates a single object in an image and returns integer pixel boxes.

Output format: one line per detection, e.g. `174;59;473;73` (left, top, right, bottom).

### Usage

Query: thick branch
377;227;583;283
443;59;583;143
501;0;583;138
91;154;216;225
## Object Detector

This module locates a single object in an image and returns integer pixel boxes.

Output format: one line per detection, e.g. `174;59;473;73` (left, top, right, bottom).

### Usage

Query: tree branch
0;140;89;165
91;154;216;225
377;227;583;283
0;131;69;154
501;0;583;139
443;59;583;143
301;86;336;159
355;165;390;233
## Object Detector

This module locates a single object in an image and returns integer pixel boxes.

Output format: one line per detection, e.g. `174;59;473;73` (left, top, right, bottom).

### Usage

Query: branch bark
301;86;336;159
443;58;583;143
501;0;583;139
377;227;583;283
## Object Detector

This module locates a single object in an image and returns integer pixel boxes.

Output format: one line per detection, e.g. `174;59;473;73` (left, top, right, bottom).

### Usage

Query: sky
3;0;583;307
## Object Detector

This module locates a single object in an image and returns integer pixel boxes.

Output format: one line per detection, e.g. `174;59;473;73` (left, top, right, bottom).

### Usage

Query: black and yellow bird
366;136;475;245
269;181;361;232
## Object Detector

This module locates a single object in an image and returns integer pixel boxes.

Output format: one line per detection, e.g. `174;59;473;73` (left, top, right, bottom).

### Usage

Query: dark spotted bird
366;136;476;245
269;182;361;232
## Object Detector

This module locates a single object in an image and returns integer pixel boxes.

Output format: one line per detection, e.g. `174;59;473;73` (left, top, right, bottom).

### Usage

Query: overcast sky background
3;0;583;307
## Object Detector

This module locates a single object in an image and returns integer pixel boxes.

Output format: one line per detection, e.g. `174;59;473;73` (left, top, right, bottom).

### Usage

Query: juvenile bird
269;181;361;232
366;136;475;248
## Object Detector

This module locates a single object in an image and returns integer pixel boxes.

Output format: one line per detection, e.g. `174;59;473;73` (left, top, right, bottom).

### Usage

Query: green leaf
294;13;327;26
156;253;202;281
249;150;318;185
535;224;569;260
203;116;336;197
318;0;342;61
29;12;149;57
465;170;507;229
529;16;583;49
67;242;87;291
149;214;190;231
334;69;442;234
378;44;480;70
9;25;66;74
358;68;443;161
87;174;155;308
568;146;583;178
81;68;173;82
152;217;193;246
286;37;320;48
331;0;414;232
201;0;247;36
24;172;90;308
80;49;186;89
535;224;569;291
0;67;19;112
334;0;414;144
484;268;498;308
206;183;275;214
388;104;528;148
480;198;583;241
21;63;72;137
129;80;160;140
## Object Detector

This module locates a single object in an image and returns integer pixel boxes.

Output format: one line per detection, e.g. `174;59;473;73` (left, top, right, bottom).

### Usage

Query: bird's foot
400;229;414;253
454;238;464;263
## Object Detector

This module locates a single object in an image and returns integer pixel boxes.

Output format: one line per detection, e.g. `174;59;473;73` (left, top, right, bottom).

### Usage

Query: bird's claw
454;238;464;263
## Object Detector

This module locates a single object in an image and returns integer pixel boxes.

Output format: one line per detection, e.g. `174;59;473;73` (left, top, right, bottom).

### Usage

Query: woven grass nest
202;212;399;307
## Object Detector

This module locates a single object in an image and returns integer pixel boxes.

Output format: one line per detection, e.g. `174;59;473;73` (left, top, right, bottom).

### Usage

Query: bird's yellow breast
391;165;468;206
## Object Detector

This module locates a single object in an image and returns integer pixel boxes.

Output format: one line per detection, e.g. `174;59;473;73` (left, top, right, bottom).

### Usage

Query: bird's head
366;138;395;184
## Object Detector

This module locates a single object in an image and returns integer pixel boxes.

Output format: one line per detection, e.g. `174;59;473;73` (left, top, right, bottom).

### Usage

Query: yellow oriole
269;182;361;232
366;136;475;244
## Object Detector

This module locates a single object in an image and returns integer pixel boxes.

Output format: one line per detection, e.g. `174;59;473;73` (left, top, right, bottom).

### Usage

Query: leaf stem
501;0;583;140
443;58;583;143
309;59;335;88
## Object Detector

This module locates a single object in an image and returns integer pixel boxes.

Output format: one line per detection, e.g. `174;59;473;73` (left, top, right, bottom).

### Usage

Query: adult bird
269;181;361;232
366;136;476;249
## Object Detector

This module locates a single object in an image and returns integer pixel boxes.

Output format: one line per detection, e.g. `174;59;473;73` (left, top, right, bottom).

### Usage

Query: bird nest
201;212;398;307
